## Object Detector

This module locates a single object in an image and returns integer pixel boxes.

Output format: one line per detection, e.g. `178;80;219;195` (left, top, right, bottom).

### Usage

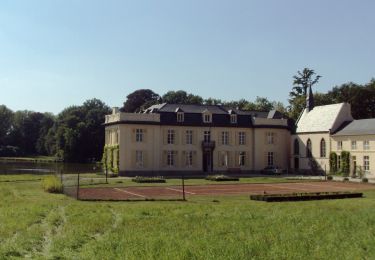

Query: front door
203;150;213;172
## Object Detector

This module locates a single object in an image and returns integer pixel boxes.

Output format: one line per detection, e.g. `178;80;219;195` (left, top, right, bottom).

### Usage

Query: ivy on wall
341;151;350;176
329;152;337;174
101;145;119;174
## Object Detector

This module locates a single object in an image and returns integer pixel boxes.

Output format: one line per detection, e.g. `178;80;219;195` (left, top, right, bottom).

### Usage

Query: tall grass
41;176;62;193
1;174;375;259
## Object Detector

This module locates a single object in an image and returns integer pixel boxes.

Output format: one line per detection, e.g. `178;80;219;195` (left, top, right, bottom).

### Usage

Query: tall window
267;132;274;144
204;131;211;142
230;114;237;124
320;139;326;158
364;156;370;171
177;112;184;122
136;151;143;167
267;152;274;166
337;141;342;150
351;141;357;150
167;151;175;166
221;152;228;167
186;130;193;145
239;152;246;166
185;151;193;167
306;139;312;158
136;129;143;142
239;132;246;145
167;130;175;144
294;139;299;155
364;140;370;150
221;131;229;145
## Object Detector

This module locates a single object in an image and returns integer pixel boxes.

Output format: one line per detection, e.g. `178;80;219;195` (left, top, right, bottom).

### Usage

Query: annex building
104;89;374;177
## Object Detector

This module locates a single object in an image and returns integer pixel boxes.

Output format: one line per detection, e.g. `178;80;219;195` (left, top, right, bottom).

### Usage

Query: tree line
0;68;374;162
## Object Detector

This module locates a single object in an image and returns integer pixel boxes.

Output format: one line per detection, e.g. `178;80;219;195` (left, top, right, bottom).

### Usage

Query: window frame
167;129;175;144
167;151;175;166
136;129;143;142
267;152;274;166
221;131;229;145
239;131;246;145
135;150;143;167
186;130;193;145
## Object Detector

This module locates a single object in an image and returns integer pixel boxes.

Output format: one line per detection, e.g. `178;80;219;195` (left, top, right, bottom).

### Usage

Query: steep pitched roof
333;119;375;136
296;103;353;133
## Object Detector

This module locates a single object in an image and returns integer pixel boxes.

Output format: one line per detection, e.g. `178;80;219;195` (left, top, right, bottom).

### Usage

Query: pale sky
1;0;374;114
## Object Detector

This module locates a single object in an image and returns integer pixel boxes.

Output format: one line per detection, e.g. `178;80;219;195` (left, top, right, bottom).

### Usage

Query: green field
1;174;375;259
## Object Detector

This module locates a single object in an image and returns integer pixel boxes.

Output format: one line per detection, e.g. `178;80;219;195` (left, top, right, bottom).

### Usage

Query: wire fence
58;170;187;201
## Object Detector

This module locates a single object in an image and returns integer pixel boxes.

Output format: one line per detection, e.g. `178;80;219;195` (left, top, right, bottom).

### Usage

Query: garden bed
132;176;166;183
250;191;363;202
205;175;239;181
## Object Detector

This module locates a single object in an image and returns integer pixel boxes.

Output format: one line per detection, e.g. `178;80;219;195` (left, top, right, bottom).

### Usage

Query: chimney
112;107;119;114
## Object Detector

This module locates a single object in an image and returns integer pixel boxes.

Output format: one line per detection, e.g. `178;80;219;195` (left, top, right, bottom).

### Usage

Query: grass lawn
1;174;375;259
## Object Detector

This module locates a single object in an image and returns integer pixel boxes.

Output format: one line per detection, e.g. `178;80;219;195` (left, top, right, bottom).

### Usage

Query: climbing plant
329;152;337;174
341;151;350;176
101;145;119;174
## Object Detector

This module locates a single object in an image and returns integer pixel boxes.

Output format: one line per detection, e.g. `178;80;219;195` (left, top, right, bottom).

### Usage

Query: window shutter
182;151;186;167
162;151;167;167
234;132;238;145
235;151;240;167
132;129;136;143
193;151;197;167
131;150;136;168
245;152;250;167
143;129;147;143
264;133;268;145
163;129;167;145
264;152;268;167
174;151;179;167
143;151;147;168
175;130;179;145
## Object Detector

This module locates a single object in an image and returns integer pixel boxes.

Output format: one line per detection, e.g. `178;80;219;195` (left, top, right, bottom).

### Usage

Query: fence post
182;173;186;201
105;164;108;184
76;172;80;200
60;169;64;193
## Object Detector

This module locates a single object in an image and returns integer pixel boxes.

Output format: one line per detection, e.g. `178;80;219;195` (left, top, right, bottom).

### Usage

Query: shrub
362;178;369;183
132;176;166;183
41;176;63;193
205;175;239;181
343;177;349;182
327;175;333;181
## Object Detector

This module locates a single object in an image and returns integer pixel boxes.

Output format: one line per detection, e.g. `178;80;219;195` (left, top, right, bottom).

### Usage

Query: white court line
297;182;351;190
166;187;196;195
263;184;311;192
114;188;147;198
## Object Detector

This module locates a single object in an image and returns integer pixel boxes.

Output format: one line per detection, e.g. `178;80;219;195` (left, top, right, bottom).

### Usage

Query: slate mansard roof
145;103;285;119
296;103;353;133
333;119;375;136
105;103;290;129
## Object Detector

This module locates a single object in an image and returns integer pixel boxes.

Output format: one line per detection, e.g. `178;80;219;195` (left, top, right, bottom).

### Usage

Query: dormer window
175;107;184;123
202;109;212;123
203;114;211;123
177;112;184;122
230;114;237;124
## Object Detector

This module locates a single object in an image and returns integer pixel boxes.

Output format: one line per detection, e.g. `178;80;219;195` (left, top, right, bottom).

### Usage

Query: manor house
104;88;374;177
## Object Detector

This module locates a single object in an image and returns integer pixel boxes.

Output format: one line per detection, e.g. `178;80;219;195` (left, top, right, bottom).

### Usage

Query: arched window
306;139;312;158
320;138;326;158
294;139;299;155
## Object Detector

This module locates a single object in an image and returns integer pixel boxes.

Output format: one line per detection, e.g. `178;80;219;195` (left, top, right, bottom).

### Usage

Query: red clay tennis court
77;181;375;201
